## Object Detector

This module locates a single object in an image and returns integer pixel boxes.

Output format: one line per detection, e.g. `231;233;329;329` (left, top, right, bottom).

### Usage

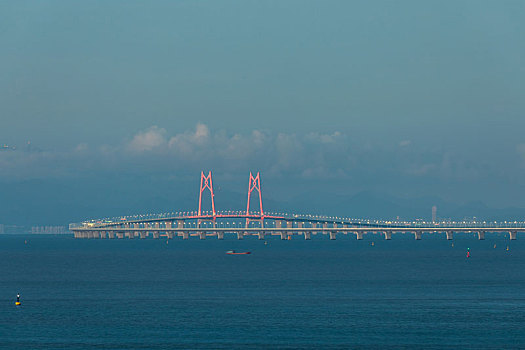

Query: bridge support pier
217;231;224;240
181;232;189;240
99;231;106;239
280;232;287;240
446;231;453;240
414;231;422;240
510;231;517;240
117;232;124;239
108;231;115;239
304;231;311;240
384;231;391;240
237;231;244;240
153;232;160;239
258;232;265;240
297;222;303;238
274;221;282;239
478;231;485;240
329;232;336;240
356;232;363;240
286;221;293;239
199;232;206;240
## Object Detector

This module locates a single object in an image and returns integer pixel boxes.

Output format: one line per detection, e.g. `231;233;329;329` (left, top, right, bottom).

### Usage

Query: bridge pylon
198;171;216;232
246;172;264;230
198;171;216;217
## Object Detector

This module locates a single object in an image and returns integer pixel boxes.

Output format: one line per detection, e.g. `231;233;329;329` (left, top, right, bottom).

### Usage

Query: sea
1;232;524;349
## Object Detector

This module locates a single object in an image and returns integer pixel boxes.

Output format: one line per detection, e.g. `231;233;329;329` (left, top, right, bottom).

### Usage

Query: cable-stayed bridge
70;172;524;241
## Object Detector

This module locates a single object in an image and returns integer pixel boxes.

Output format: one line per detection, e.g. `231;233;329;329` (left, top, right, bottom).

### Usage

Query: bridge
70;172;523;241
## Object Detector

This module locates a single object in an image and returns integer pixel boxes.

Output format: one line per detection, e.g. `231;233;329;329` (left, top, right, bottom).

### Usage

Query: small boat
15;294;21;306
226;250;251;255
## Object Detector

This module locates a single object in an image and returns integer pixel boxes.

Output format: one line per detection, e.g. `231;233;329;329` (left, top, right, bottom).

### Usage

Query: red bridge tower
246;172;264;228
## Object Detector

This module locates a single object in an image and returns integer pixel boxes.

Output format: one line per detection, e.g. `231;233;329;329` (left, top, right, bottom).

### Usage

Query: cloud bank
1;123;523;191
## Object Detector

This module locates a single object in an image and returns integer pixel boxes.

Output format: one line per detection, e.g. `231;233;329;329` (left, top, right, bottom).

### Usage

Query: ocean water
1;233;524;349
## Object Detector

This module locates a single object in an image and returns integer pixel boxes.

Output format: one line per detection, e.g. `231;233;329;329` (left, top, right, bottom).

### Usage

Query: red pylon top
246;172;264;217
198;171;216;217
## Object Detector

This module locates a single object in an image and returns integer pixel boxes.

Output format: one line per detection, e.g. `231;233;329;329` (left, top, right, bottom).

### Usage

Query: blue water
1;233;524;349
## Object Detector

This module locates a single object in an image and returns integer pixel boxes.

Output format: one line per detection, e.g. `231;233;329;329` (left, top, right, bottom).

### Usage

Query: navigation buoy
466;248;470;258
507;245;510;251
451;243;454;247
494;244;496;249
264;241;268;245
371;242;375;246
15;293;21;306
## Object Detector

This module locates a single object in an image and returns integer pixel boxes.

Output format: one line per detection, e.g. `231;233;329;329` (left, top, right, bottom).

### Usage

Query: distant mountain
1;179;524;226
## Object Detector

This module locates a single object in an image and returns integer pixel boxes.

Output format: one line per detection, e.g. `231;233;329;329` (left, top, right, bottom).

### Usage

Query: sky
1;1;525;225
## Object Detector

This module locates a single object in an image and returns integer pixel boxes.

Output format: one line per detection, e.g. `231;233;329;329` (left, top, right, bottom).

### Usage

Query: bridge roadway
72;226;522;240
76;213;395;229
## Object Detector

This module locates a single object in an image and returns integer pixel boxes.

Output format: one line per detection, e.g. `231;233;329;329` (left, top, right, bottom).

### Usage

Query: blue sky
1;1;525;223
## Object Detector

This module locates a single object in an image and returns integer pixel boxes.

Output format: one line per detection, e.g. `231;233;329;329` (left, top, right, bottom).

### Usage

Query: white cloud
194;123;209;140
168;123;211;156
128;126;167;152
75;143;88;152
306;131;343;144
